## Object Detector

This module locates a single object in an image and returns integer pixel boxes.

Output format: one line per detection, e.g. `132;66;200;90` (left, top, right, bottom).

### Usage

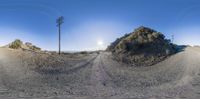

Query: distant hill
5;39;41;51
107;26;177;66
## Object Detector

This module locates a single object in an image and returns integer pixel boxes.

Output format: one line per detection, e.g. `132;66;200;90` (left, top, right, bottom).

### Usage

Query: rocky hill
6;39;41;51
107;26;177;66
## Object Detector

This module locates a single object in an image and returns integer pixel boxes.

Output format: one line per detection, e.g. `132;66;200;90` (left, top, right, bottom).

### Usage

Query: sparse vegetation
9;39;23;49
8;39;41;51
30;45;41;51
79;51;88;54
25;42;41;51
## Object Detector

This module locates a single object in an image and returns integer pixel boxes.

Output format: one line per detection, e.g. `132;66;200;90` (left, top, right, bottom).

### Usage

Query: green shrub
30;45;41;51
9;39;23;49
79;51;88;54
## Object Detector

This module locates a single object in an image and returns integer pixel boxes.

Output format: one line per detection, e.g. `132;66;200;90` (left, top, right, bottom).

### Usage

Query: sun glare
97;40;104;46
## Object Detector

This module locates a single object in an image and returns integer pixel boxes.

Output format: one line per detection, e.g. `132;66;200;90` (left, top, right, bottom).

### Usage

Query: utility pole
171;35;174;43
56;16;64;55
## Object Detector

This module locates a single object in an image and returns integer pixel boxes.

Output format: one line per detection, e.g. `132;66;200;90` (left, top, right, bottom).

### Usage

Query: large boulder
107;26;177;66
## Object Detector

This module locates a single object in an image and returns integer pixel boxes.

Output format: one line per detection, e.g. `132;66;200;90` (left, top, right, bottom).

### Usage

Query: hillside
107;26;177;66
4;39;41;51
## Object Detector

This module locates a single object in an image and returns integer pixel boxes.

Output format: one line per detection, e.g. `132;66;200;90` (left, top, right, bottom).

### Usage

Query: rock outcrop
107;26;177;66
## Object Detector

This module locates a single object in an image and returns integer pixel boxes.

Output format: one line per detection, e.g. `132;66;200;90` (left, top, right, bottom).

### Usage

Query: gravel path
89;53;122;97
0;47;200;99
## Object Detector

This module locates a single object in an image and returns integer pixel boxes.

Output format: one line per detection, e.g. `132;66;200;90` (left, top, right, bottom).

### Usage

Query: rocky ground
0;47;200;99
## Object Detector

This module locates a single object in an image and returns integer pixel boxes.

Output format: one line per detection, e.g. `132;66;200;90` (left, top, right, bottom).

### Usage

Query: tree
56;16;64;55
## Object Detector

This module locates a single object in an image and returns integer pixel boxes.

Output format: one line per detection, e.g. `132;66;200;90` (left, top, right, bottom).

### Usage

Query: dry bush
30;45;41;51
9;39;23;49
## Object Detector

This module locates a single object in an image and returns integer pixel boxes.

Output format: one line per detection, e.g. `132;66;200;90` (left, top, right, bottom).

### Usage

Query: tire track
89;53;122;97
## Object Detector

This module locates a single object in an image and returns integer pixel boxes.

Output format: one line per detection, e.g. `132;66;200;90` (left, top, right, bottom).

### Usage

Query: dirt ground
0;47;200;99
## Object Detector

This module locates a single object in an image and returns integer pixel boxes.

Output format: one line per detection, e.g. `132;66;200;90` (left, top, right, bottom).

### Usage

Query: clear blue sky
0;0;200;51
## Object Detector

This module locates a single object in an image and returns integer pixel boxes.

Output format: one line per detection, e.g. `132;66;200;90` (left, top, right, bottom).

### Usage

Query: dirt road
0;47;200;99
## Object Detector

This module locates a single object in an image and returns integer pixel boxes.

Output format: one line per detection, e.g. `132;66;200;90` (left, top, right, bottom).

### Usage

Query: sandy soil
0;47;200;99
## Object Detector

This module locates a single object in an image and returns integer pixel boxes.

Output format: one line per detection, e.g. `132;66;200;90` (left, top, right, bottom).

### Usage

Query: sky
0;0;200;51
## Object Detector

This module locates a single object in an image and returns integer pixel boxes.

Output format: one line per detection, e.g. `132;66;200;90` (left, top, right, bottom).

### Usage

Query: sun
97;40;104;46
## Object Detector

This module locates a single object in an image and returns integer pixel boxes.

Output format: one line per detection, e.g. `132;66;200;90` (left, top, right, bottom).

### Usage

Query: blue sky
0;0;200;51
